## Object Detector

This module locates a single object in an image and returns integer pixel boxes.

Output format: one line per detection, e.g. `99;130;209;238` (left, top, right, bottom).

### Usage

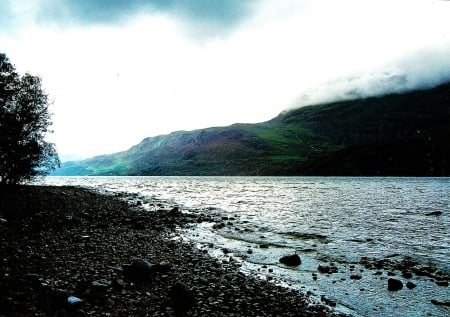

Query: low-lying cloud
292;44;450;109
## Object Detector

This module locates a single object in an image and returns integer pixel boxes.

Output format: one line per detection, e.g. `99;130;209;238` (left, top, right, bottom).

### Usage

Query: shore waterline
41;176;450;316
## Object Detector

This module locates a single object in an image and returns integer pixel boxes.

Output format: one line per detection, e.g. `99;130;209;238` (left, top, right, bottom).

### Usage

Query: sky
1;0;450;161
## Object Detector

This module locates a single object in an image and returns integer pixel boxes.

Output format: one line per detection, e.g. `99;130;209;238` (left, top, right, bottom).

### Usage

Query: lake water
41;176;449;317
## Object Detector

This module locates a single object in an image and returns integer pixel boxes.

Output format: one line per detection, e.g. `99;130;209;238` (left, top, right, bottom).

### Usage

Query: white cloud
1;0;450;159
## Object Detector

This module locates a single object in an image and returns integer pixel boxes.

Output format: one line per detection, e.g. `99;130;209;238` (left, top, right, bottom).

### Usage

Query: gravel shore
0;185;347;317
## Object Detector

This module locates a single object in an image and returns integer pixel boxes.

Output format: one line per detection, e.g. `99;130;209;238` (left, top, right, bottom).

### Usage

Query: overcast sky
1;0;450;161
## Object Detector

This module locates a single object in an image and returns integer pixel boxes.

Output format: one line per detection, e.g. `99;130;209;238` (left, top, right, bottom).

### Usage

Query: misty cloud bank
292;45;450;109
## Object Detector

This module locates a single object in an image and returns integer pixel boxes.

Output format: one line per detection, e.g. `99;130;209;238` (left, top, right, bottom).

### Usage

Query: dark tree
0;53;59;185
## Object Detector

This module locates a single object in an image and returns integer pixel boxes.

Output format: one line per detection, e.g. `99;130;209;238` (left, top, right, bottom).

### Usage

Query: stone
321;295;337;307
406;281;416;289
169;282;195;314
401;271;413;279
435;280;449;287
425;211;443;216
91;279;111;292
168;207;181;216
212;223;224;229
67;296;83;307
112;278;126;290
123;259;154;281
431;299;450;307
279;254;301;266
350;274;362;280
153;260;172;273
317;265;337;274
388;278;403;291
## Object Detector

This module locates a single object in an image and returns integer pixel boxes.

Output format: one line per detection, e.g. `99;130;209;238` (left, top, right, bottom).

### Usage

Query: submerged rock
279;254;301;266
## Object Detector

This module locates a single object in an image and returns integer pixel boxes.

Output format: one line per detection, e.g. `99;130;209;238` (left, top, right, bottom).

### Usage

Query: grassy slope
53;82;450;176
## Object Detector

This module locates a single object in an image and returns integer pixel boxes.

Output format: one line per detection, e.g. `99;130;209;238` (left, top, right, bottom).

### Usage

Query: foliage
0;53;59;185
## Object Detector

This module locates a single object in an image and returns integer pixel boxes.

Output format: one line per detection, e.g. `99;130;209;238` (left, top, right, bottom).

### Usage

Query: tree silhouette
0;53;59;185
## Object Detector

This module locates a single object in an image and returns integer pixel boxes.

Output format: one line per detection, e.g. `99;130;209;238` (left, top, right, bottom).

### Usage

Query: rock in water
425;211;443;216
388;278;403;291
169;282;195;315
123;259;153;281
279;254;301;266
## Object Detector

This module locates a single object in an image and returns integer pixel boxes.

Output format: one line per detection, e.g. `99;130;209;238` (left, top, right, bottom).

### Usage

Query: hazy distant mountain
53;82;450;176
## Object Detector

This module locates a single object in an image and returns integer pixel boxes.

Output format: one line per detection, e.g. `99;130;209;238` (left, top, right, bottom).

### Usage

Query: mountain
53;82;450;176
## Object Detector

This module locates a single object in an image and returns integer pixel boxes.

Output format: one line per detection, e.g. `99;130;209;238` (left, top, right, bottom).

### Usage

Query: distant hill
53;82;450;176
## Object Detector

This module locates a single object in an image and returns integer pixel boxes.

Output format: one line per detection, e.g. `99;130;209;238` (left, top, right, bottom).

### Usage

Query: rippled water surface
42;176;450;316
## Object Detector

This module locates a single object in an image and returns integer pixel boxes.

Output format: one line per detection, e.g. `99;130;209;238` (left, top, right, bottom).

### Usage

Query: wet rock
321;295;337;307
350;274;362;280
169;207;181;216
212;223;224;229
123;259;154;281
317;265;337;274
435;280;449;287
431;299;450;307
169;282;195;315
425;211;442;216
406;281;416;289
413;265;436;278
259;244;269;249
279;254;301;266
388;278;403;291
401;271;413;279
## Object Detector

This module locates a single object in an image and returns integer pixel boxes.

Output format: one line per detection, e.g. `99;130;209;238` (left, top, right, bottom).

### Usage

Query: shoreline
0;185;345;316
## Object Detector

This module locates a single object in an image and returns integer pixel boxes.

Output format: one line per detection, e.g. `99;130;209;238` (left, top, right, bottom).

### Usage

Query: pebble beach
0;185;346;317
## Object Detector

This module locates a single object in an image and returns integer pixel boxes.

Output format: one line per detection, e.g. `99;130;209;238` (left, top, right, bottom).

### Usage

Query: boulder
388;278;403;291
279;254;301;266
169;282;195;314
123;259;154;281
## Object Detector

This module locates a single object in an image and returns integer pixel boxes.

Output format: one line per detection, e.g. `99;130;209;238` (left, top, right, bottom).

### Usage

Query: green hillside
53;82;450;176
